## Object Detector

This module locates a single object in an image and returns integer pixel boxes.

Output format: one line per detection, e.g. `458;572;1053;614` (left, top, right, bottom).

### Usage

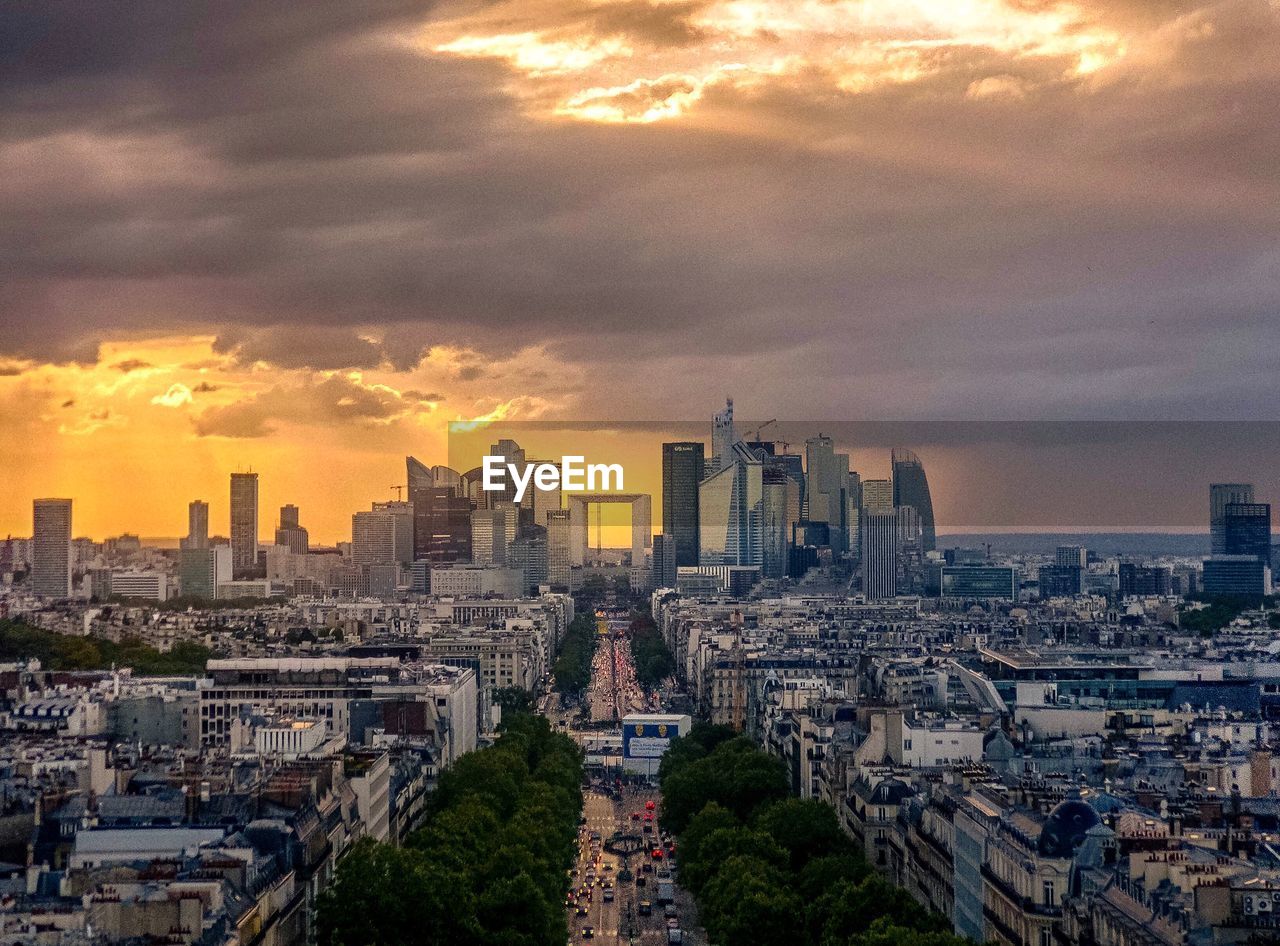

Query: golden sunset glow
427;0;1125;121
0;338;577;543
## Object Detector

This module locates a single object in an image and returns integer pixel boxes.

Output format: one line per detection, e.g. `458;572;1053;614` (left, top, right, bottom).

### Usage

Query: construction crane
749;419;777;443
390;485;405;501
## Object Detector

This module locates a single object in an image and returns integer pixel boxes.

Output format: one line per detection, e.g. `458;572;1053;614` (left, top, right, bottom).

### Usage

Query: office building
860;508;898;600
862;478;893;512
407;457;471;564
1203;555;1272;598
275;504;309;554
1039;564;1082;597
180;546;233;599
1210;483;1254;555
183;500;209;550
652;534;678;589
940;566;1016;599
352;502;414;567
662;442;705;567
1223;502;1271;562
1055;545;1087;568
107;570;168;601
546;509;572;588
531;460;562;527
805;435;851;554
31;498;73;598
229;472;259;577
471;507;509;566
892;448;937;552
761;469;790;579
1118;562;1172;597
699;441;763;567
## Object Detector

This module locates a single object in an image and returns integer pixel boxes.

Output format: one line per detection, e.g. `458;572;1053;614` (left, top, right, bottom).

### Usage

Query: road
565;607;705;946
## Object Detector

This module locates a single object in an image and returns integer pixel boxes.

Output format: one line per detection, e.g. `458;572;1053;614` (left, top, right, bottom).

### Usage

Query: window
1039;928;1052;946
1042;881;1055;907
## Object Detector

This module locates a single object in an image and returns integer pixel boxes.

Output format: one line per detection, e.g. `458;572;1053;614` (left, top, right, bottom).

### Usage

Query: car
645;800;656;811
642;863;654;873
631;812;641;821
638;901;652;917
667;918;679;930
576;906;589;917
581;926;594;939
664;905;678;919
635;876;646;888
651;849;664;860
603;890;614;902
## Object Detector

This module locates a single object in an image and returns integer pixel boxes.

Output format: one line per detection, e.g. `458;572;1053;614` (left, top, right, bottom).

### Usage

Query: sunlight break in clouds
427;0;1125;121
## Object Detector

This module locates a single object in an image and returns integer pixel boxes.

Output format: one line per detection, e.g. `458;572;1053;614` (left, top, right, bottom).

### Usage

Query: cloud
113;359;153;373
192;375;418;438
0;0;1277;421
151;383;194;407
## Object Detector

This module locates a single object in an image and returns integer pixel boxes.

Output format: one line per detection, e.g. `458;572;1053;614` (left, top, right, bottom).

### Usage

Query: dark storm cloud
2;0;1279;418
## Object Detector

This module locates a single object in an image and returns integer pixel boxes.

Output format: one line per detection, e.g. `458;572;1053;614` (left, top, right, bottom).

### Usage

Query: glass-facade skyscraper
32;498;72;598
407;456;471;564
699;441;763;567
891;448;936;552
662;441;705;567
1210;483;1254;555
1223;502;1271;562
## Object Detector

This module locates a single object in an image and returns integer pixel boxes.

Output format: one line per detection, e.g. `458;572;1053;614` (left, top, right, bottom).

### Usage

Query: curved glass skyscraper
891;448;936;552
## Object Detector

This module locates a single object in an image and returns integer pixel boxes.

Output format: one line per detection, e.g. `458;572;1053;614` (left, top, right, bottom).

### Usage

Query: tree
850;918;974;946
753;798;850;871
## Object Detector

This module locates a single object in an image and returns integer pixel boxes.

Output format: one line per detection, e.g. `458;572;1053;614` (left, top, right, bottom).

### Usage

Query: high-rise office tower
861;478;893;512
407;457;472;564
229;472;259;576
805;435;851;554
546;509;572;588
860;508;898;600
353;502;414;566
1056;545;1087;568
1210;483;1254;555
711;398;735;472
31;498;72;598
471;507;509;566
761;469;790;579
184;500;209;550
891;448;936;552
180;545;232;599
1223;502;1271;562
275;504;309;554
699;441;763;566
662;442;705;567
652;534;678;589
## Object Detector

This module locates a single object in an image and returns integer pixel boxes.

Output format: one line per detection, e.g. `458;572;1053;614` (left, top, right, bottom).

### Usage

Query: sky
2;0;1279;542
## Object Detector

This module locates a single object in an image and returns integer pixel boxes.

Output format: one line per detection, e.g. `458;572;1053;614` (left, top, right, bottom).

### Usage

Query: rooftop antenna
390;485;405;501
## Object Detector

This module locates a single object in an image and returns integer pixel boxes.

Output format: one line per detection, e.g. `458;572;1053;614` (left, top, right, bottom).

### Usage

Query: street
563;607;704;946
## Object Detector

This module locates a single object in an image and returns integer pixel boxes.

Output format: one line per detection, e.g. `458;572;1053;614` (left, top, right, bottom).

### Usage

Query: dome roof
869;778;914;806
1037;799;1102;859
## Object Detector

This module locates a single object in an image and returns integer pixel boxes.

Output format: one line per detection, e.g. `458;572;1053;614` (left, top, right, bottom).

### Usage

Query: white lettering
509;462;536;504
479;454;622;495
482;455;505;493
534;464;559;492
561;455;585;491
588;462;624;491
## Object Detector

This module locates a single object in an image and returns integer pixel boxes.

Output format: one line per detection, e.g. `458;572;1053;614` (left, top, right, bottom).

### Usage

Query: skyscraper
861;479;893;511
275;504;309;554
184;500;209;550
546;509;572;588
31;498;72;598
711;398;735;472
891;448;936;552
407;457;472;564
860;508;897;600
804;435;851;554
652;534;678;589
1223;502;1271;562
1210;483;1254;555
353;502;414;566
699;441;763;566
662;442;705;567
761;469;790;579
1056;545;1087;568
229;472;259;576
471;507;509;566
